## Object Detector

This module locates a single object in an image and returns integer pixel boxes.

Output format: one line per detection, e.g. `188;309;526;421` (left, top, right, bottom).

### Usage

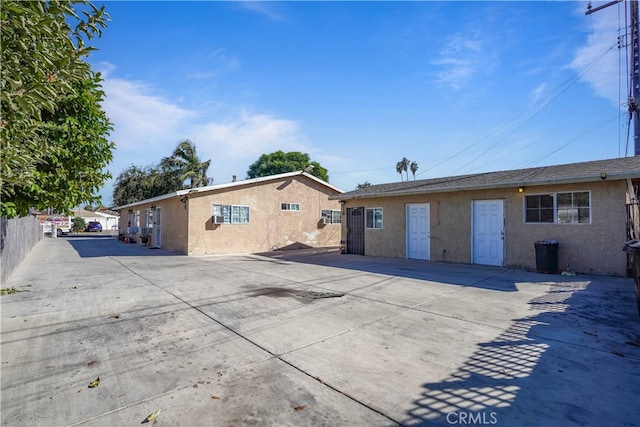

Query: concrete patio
1;236;639;426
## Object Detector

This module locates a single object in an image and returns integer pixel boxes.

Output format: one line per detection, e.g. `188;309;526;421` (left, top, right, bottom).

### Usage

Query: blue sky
90;1;628;204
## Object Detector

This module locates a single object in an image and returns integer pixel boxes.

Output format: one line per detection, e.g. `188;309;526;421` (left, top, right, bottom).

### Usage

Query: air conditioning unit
213;215;225;224
322;217;331;225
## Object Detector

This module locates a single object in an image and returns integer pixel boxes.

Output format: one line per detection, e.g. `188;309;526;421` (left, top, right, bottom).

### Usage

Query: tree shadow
400;279;640;426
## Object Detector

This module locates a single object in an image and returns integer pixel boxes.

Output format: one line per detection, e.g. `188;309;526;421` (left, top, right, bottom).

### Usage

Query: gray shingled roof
331;157;640;200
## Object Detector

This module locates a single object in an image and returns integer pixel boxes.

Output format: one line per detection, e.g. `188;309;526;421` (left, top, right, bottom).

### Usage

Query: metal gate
346;207;365;255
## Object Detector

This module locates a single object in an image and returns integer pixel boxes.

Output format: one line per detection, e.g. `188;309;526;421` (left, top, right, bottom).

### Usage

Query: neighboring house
73;209;119;232
114;171;343;255
330;157;640;277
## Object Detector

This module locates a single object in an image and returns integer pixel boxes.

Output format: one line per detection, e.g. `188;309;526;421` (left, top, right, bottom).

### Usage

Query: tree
111;165;180;207
34;74;114;210
161;139;212;189
396;161;404;181
1;0;113;218
72;217;86;232
246;151;329;182
401;157;410;181
112;166;150;207
356;181;373;189
396;157;413;181
112;141;212;206
410;161;419;180
149;163;183;194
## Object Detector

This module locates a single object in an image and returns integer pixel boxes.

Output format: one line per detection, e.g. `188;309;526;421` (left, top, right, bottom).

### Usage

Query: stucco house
114;171;343;255
330;157;640;277
73;209;119;232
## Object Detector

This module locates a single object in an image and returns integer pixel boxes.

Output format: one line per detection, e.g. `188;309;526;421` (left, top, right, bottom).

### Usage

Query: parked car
85;221;103;232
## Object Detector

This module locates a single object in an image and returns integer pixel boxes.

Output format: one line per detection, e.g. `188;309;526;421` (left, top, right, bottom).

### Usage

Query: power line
336;43;620;182
517;110;619;168
415;42;617;177
450;43;617;175
462;108;619;173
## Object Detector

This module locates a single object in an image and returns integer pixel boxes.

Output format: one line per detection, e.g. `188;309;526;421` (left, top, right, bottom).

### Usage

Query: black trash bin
534;240;558;274
623;239;640;316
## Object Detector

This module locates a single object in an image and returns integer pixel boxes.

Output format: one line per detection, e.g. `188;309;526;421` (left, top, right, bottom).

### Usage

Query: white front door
472;200;504;266
407;203;430;260
154;208;162;248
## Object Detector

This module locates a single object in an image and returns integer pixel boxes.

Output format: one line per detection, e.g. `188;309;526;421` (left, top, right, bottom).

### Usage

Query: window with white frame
557;191;590;224
145;209;154;228
281;203;300;211
127;210;140;233
321;209;341;224
525;191;590;224
366;207;383;229
140;208;154;235
212;204;250;224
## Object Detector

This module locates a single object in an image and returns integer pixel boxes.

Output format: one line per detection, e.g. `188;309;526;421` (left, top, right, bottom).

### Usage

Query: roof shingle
331;157;640;200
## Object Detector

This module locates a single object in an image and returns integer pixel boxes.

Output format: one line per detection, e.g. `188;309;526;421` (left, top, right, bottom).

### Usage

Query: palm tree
396;161;404;181
401;157;410;181
410;161;419;180
162;139;212;189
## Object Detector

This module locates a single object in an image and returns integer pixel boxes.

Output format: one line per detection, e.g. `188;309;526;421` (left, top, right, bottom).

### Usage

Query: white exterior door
472;200;504;266
154;208;162;248
407;203;430;260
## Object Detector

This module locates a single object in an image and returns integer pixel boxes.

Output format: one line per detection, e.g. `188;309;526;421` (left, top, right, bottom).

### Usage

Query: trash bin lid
535;240;558;245
624;239;640;254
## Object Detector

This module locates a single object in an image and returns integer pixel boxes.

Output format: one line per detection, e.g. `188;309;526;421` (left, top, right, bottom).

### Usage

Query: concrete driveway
1;236;639;426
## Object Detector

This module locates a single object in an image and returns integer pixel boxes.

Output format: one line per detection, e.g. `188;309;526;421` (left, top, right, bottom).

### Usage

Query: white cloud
183;49;240;83
211;48;240;69
187;71;217;80
96;65;313;197
237;1;283;21
100;68;196;152
530;83;547;104
192;110;310;168
569;5;621;107
433;31;493;90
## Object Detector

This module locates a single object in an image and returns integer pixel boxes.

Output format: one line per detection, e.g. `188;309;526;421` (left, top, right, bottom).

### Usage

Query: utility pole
587;0;640;155
631;0;640;155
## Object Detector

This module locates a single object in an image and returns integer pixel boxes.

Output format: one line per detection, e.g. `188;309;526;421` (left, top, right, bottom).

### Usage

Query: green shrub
72;217;86;232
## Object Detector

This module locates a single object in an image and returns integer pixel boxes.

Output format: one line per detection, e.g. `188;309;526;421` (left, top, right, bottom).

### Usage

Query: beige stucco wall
157;198;189;254
117;198;189;254
342;179;628;276
507;180;627;276
186;175;341;255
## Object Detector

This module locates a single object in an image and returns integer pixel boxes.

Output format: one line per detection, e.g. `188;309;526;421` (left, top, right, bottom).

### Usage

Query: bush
72;217;86;232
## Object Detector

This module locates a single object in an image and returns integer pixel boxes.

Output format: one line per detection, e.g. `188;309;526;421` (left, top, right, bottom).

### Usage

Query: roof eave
114;171;343;210
112;191;185;211
331;171;640;201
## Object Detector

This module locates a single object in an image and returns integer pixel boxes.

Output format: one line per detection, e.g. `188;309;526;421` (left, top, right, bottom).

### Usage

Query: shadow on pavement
65;235;175;258
257;250;549;292
399;279;640;426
